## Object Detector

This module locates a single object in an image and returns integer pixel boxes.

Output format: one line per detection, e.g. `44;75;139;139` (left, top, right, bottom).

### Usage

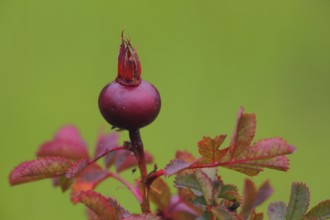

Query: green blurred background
1;0;330;219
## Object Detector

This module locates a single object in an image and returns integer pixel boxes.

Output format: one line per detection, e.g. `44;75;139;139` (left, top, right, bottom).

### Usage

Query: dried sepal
9;157;72;185
37;125;89;160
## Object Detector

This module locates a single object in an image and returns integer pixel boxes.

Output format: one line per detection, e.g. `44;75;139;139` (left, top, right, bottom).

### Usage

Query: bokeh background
1;0;330;219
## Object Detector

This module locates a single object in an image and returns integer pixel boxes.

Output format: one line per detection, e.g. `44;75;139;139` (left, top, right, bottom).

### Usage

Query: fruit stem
129;129;150;213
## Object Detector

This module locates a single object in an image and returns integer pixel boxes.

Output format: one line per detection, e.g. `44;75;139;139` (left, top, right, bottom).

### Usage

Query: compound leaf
268;201;287;220
9;157;72;185
305;200;330;220
285;182;310;220
115;150;153;173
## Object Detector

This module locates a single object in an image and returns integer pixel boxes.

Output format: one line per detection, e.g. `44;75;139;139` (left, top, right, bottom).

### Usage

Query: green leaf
174;170;214;205
218;184;241;202
268;201;286;220
305;200;330;220
230;106;256;156
285;182;310;220
198;135;227;163
212;207;237;220
240;179;257;220
9;157;72;185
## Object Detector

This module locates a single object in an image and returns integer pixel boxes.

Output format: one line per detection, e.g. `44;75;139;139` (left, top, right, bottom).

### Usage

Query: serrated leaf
176;150;196;162
175;173;202;195
114;150;153;173
240;179;257;220
254;180;273;207
219;184;241;202
195;170;214;205
94;131;119;159
65;159;89;179
9;157;72;185
198;135;227;163
230;107;256;156
73;191;119;220
37;125;89;160
71;163;109;201
219;138;295;176
286;182;310;220
305;200;330;220
86;208;99;220
268;201;287;220
212;207;237;220
149;177;171;210
164;159;192;176
123;214;162;220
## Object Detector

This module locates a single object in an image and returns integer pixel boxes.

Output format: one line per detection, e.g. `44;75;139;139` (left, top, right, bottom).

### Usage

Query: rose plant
8;32;330;220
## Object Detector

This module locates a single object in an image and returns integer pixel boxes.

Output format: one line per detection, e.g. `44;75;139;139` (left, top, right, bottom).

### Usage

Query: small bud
116;31;141;86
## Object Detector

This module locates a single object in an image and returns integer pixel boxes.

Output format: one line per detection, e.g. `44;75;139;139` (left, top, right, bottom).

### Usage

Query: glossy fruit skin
98;80;161;130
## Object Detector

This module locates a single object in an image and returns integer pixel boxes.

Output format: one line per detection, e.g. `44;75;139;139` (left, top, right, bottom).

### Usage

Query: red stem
129;130;150;213
89;146;127;165
109;172;143;204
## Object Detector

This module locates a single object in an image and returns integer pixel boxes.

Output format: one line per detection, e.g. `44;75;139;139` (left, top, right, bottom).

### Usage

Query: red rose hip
98;33;161;130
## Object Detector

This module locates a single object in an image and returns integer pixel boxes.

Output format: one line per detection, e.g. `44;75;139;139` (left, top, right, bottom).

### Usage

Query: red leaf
219;138;295;176
254;180;273;207
115;150;153;173
94;131;119;159
230;107;256;156
66;159;90;179
198;135;227;163
73;191;119;220
9;157;72;185
37;125;89;160
175;150;196;163
164;159;192;176
240;179;257;220
71;163;110;201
